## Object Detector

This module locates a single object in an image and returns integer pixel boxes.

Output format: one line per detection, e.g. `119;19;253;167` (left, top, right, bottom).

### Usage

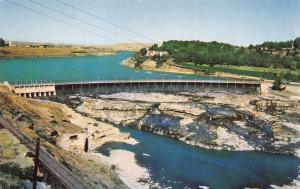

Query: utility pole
33;138;40;189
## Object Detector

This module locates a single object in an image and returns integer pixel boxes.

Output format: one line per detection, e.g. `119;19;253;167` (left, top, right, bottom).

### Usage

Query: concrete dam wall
11;80;261;97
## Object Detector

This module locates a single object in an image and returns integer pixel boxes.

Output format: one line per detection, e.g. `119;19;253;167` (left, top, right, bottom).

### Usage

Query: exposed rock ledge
57;104;137;152
74;92;300;155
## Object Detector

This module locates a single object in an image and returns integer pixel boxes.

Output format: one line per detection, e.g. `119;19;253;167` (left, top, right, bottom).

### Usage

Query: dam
11;79;261;97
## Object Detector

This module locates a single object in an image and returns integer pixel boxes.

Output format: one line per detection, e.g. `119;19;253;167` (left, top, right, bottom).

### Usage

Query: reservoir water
0;52;214;83
99;127;300;189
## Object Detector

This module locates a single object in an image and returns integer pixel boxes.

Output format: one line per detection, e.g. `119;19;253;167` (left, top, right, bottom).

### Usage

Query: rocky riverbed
69;92;300;155
2;83;300;189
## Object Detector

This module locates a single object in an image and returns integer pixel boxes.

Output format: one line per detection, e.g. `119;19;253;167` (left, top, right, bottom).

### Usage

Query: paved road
0;116;88;189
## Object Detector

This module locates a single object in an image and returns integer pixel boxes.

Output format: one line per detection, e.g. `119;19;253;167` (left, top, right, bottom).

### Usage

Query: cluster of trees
294;37;300;49
0;38;5;47
255;40;293;50
146;38;300;70
254;37;300;50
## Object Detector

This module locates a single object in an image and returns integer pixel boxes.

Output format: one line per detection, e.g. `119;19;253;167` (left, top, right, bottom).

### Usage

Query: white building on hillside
146;50;169;57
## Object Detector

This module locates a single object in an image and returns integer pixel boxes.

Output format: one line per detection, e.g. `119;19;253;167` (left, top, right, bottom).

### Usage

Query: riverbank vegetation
133;38;300;81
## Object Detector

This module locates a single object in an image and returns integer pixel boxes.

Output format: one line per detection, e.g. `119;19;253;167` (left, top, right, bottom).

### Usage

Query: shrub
272;73;286;90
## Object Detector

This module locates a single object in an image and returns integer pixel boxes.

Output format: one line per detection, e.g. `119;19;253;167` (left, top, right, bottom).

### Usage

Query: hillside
0;41;147;59
131;38;300;81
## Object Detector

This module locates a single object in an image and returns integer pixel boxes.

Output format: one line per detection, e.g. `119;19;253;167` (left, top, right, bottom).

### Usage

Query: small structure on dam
12;83;56;97
9;79;261;98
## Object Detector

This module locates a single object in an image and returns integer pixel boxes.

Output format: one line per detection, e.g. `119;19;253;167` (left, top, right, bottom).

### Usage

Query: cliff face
74;92;300;155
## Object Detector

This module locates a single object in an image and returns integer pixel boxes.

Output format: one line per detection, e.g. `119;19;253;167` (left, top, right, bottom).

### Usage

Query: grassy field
181;62;300;81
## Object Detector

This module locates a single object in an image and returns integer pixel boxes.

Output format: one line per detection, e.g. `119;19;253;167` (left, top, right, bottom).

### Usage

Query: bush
0;163;33;180
139;48;147;56
272;73;286;90
0;131;18;159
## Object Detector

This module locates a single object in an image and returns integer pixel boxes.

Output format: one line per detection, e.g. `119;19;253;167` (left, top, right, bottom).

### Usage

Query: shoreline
95;150;152;189
0;52;116;60
55;102;152;188
121;57;268;81
0;49;117;60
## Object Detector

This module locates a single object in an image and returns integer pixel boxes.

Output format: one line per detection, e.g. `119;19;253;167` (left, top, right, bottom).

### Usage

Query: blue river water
99;127;300;189
0;52;215;83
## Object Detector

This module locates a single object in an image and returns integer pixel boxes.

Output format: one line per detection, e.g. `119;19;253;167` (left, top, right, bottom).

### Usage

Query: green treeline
154;38;300;70
133;38;300;80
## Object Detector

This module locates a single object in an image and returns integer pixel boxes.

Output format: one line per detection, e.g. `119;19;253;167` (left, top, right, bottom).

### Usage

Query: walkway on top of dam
12;79;261;87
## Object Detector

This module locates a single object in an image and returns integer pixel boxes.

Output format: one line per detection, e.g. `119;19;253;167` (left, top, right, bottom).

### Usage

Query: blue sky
0;0;299;45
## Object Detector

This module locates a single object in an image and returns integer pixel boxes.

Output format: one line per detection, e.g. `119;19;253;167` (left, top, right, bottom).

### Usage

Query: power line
55;0;156;43
28;0;147;46
5;0;120;44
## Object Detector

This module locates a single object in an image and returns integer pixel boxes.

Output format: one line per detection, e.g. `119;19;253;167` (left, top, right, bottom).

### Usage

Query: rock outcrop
75;92;300;155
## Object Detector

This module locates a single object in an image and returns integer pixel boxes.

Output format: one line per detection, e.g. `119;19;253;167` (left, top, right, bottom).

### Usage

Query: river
99;127;300;189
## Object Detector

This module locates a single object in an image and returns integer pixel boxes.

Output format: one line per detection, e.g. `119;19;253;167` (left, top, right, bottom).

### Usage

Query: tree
297;61;300;69
139;47;147;56
293;37;300;49
272;73;286;90
286;59;297;70
149;44;159;51
0;38;4;47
